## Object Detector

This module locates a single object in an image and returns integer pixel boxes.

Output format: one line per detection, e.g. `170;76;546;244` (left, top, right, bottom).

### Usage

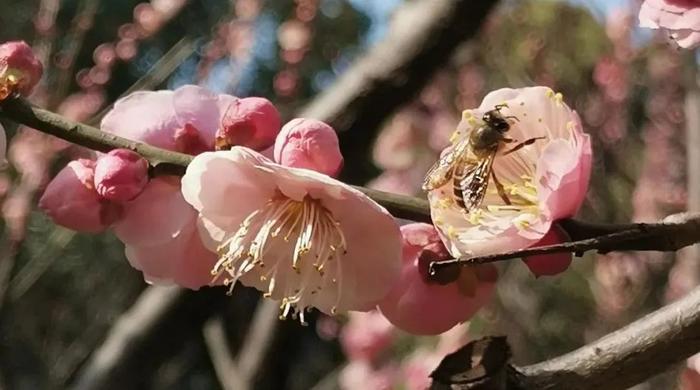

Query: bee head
482;109;511;133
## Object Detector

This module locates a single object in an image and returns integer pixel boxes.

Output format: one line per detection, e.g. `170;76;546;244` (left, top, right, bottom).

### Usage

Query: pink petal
124;223;217;290
522;224;572;277
172;85;224;147
101;90;179;150
113;177;194;246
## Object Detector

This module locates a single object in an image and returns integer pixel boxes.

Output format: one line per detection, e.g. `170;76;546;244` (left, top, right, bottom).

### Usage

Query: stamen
213;192;348;323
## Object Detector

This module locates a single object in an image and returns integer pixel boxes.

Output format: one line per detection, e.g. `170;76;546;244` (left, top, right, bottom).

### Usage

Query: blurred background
0;0;698;389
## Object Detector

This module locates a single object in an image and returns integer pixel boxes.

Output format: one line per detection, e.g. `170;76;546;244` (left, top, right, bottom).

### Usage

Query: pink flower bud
274;118;343;177
378;223;496;335
94;149;149;202
522;224;573;277
216;97;280;151
0;41;43;99
39;159;123;232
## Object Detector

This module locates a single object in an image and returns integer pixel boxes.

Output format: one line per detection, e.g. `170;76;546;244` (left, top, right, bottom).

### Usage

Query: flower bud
216;97;280;151
0;41;43;99
39;159;122;232
274;118;343;177
522;224;572;277
378;223;496;335
94;149;149;202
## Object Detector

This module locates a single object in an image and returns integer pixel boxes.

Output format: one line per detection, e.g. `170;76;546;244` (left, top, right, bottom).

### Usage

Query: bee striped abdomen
452;164;467;209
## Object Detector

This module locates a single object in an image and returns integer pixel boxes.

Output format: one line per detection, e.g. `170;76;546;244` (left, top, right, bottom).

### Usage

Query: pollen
213;192;347;323
462;110;474;120
449;130;460;144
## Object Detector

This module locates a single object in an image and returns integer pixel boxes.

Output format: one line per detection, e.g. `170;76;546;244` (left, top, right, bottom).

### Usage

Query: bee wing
459;149;497;212
422;139;470;191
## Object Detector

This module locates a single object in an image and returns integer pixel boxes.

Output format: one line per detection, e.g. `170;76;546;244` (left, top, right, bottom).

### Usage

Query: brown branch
0;96;432;221
513;284;700;389
430;213;700;274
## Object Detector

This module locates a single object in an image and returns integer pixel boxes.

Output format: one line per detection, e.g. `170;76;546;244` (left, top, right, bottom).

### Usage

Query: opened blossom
378;223;497;335
639;0;700;49
181;147;402;321
428;87;592;276
99;85;281;289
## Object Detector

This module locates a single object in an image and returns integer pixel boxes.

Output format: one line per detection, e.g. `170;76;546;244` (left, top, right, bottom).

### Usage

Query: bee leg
494;103;509;111
502;136;547;156
504;115;520;122
491;169;511;205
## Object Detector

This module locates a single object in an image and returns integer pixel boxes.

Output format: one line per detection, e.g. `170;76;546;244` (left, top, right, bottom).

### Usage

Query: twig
202;317;248;390
235;299;280;386
514;284;700;389
0;97;431;221
430;213;700;273
70;286;228;390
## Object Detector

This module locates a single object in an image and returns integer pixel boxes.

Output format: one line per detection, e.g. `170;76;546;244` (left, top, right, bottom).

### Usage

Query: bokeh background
0;0;698;389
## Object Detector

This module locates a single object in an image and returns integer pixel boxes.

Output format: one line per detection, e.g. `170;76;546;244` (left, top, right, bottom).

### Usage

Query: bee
422;104;544;212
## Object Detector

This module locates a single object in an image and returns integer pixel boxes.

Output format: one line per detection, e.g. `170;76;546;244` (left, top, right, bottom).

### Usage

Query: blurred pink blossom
428;87;592;276
0;41;43;99
639;0;700;48
339;361;397;390
181;147;402;319
39;159;122;233
273;118;342;177
378;223;497;335
94;149;149;202
217;97;281;151
340;311;395;362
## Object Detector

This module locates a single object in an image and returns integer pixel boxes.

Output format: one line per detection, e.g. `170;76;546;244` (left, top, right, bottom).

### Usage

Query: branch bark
514;284;700;389
431;213;700;273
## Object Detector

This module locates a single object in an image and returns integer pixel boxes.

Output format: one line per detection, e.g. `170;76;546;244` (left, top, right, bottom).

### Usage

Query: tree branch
0;96;432;222
430;213;700;274
515;283;700;389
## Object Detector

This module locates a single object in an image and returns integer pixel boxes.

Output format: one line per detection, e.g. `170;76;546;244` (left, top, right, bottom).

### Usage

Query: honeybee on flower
425;87;592;276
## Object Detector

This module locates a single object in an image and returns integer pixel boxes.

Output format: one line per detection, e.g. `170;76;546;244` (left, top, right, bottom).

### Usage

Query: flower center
213;192;347;324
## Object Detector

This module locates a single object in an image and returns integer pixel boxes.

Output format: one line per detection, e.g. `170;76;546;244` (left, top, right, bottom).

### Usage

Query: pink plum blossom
216;97;281;151
427;87;591;276
0;41;43;99
639;0;700;48
39;159;122;232
181;147;402;321
101;85;239;154
340;311;395;362
100;85;255;289
378;223;497;335
94;149;149;202
273;118;343;177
